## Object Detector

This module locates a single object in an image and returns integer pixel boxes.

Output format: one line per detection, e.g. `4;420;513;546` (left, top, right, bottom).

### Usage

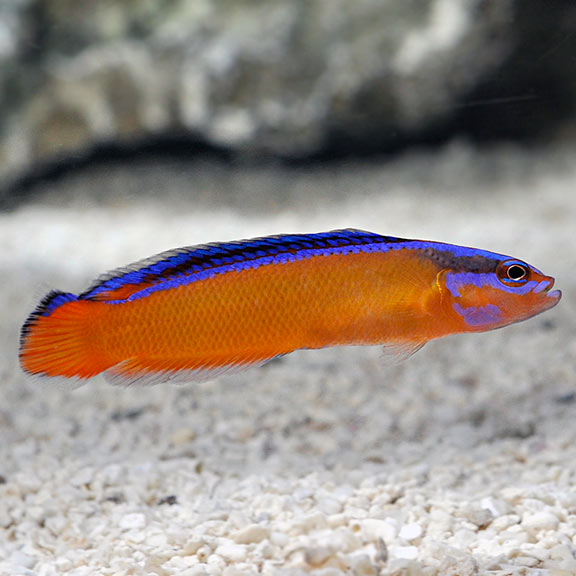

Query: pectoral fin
380;340;426;364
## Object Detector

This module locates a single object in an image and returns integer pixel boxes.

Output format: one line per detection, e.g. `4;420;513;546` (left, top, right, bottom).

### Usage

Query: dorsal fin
80;229;405;302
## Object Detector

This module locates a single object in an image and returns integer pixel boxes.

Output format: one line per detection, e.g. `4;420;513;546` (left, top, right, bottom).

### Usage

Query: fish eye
507;264;527;281
497;260;530;285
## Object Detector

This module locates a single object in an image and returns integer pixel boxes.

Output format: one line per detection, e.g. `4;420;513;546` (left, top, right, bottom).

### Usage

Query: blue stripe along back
79;229;505;303
80;229;405;300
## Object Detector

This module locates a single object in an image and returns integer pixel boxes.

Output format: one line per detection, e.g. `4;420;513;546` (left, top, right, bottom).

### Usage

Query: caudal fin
19;291;106;382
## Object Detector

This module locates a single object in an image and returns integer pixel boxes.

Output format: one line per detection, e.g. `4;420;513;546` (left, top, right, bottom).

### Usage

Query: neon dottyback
19;229;561;386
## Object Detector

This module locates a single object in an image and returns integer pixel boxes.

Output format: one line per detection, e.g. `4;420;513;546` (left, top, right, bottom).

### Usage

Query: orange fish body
20;230;560;385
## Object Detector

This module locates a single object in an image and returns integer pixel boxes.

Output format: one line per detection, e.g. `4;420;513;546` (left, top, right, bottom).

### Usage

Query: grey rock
0;0;528;186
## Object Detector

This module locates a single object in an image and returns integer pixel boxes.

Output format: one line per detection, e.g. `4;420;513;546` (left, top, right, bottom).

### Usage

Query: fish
19;229;561;386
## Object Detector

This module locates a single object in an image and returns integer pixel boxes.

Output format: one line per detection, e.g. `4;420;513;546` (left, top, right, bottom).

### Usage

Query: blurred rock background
1;0;576;199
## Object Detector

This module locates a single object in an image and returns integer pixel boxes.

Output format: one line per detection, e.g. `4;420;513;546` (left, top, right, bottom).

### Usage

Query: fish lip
542;288;562;313
546;289;562;301
537;277;561;308
534;277;556;295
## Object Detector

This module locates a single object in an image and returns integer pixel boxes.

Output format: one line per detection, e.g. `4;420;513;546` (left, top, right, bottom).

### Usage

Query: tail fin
20;291;106;382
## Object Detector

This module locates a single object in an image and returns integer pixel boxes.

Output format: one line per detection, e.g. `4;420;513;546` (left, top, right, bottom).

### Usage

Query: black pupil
507;265;526;281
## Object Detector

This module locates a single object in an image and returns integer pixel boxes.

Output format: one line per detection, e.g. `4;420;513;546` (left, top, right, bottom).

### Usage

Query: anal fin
103;355;282;386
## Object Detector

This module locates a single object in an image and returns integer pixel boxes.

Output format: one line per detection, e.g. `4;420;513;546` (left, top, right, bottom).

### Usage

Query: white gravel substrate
1;142;575;576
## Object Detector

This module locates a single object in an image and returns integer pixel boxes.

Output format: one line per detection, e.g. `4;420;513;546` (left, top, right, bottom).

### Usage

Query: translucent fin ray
103;355;283;386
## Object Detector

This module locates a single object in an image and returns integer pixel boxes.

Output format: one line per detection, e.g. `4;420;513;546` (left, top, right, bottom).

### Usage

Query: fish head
438;255;561;332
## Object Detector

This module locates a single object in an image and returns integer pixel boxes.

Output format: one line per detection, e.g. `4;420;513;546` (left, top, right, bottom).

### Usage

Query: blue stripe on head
453;302;503;327
445;272;540;298
402;240;496;259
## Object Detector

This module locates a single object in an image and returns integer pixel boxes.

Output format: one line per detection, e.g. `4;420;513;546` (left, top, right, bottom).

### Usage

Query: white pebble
399;523;423;541
45;514;67;535
361;518;397;541
55;557;73;571
119;513;146;530
223;566;256;576
179;538;205;555
348;553;378;575
491;514;520;531
26;506;45;522
270;531;289;547
464;507;493;528
196;545;212;563
293;487;314;501
346;506;369;519
233;524;268;544
128;530;146;544
0;506;11;528
481;497;508;517
304;546;333;567
514;556;540;568
522;511;559;531
549;544;576;563
317;497;343;515
70;467;94;487
206;553;226;572
327;513;347;529
390;545;419;560
179;568;208;576
439;555;478;576
215;543;247;562
9;551;35;569
146;532;168;548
